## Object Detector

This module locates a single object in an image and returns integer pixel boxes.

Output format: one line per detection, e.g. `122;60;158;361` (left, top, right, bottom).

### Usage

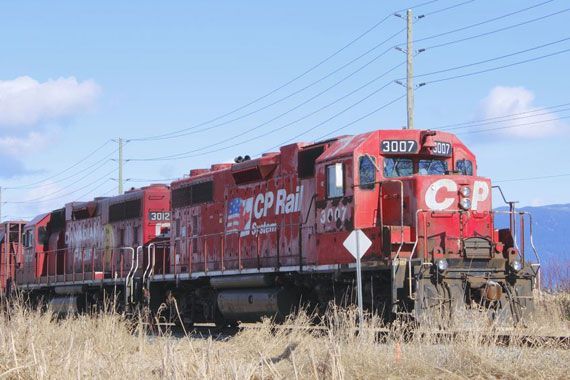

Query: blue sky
0;0;569;219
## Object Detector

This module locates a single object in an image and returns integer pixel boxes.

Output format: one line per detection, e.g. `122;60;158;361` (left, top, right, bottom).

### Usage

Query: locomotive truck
2;129;539;324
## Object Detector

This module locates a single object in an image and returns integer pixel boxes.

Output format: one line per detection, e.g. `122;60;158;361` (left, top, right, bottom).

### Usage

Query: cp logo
424;179;489;211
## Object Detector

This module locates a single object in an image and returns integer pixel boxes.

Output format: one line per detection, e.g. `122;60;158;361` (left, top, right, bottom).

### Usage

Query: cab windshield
383;157;448;178
418;159;447;175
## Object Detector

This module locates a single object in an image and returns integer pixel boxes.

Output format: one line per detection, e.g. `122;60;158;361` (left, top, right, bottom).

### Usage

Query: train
0;128;540;324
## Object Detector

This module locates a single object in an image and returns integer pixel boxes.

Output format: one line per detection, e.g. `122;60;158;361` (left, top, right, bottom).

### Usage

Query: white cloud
0;131;56;155
0;76;100;129
479;86;566;138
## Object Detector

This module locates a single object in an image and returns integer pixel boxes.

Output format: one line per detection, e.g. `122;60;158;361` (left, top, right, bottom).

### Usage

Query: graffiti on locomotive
226;185;303;236
66;218;103;261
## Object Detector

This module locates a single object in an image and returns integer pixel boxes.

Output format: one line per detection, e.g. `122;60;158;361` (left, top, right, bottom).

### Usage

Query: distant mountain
495;204;570;288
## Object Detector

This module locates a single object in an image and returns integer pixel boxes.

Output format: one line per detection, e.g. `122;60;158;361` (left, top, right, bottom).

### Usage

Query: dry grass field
0;292;568;379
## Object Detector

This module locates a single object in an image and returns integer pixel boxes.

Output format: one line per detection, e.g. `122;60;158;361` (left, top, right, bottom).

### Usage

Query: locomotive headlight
460;186;471;197
436;259;449;271
511;259;523;272
459;197;472;210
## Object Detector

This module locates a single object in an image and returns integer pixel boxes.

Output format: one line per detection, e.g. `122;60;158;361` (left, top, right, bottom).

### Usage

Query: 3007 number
381;140;418;154
432;141;452;156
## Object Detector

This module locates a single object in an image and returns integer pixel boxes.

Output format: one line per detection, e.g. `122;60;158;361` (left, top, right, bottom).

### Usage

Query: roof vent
234;155;251;163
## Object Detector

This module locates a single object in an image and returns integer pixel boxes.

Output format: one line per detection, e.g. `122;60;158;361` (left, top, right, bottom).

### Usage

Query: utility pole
406;9;414;130
118;138;123;195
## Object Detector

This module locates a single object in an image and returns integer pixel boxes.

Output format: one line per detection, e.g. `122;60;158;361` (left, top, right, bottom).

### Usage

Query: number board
381;140;418;154
432;141;452;156
148;211;171;222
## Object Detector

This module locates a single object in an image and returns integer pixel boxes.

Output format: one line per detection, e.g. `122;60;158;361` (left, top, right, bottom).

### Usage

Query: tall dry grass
0;293;568;379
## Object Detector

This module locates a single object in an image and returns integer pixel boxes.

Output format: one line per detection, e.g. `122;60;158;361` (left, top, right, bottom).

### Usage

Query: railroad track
180;324;570;349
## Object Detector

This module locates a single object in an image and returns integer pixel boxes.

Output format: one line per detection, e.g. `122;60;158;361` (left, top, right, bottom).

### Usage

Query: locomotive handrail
27;245;151;286
492;210;541;265
302;194;317;225
492;185;518;238
515;211;541;289
520;212;540;264
116;247;134;280
492;210;521;256
144;241;170;281
142;243;155;287
122;246;137;305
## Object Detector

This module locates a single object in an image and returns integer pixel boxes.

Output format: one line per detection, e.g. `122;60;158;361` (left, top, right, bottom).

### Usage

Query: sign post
343;229;372;332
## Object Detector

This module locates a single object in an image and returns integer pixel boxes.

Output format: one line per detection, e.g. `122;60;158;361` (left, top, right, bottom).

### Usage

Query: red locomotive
13;185;170;311
0;221;26;296
4;129;539;323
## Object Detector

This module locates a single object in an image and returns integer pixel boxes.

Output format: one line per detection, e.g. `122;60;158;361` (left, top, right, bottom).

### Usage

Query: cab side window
456;159;473;176
24;230;34;248
359;156;376;189
326;163;344;198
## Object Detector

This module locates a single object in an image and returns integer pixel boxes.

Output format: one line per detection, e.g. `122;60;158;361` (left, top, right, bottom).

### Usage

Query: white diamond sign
343;229;372;260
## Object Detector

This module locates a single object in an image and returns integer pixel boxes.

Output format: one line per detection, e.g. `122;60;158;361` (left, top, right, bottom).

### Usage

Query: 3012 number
149;211;171;221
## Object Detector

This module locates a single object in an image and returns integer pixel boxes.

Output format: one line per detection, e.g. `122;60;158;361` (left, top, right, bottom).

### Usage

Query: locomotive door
299;178;317;267
314;160;355;265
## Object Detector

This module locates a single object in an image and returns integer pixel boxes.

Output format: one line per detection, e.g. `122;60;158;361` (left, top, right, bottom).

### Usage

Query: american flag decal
227;197;243;230
226;197;253;235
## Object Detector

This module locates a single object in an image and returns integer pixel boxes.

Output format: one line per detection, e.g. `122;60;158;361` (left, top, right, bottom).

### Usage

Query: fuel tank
49;296;78;314
216;287;296;322
210;274;275;289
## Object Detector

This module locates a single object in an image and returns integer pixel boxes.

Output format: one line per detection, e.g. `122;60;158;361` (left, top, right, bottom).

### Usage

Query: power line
130;0;478;142
3;158;114;203
423;0;476;16
6;146;120;193
127;2;564;159
424;47;570;85
441;108;570;131
69;183;117;204
129;61;404;161
271;94;407;150
434;102;570;129
129;28;405;141
121;101;570;184
456;115;570;135
3;140;112;190
276;46;570;147
4;167;116;205
423;7;570;50
407;0;555;45
132;30;405;142
407;37;570;80
131;41;570;161
495;173;570;183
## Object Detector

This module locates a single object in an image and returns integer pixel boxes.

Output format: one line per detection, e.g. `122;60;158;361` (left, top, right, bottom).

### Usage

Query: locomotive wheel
417;281;453;326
